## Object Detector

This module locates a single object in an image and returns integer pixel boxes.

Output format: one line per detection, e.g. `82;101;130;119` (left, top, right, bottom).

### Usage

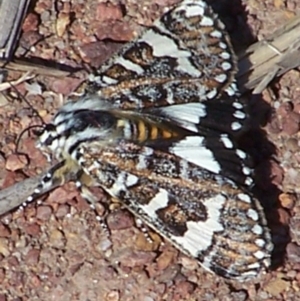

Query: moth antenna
14;124;45;162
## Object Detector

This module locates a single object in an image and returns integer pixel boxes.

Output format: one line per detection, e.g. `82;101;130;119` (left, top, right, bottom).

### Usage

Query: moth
20;0;273;281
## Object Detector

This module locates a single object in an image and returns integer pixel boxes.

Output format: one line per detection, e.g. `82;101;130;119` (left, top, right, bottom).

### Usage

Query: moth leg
76;171;153;241
135;218;155;244
75;171;110;235
21;160;69;210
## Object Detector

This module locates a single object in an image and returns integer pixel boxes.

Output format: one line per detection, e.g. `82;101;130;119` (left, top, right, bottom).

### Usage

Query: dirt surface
1;0;300;300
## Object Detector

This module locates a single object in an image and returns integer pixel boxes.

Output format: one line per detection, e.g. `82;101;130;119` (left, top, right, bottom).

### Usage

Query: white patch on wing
114;56;144;74
254;250;266;259
230;83;238;93
231;122;242;131
220;135;233;149
179;159;190;180
109;172;139;196
247;262;261;269
236;150;247;160
206;89;218;99
165;85;175;105
237;193;251;203
158;103;207;129
233;110;246;119
126;174;139;186
171;194;226;256
210;30;222;38
175;57;201;77
136;154;147;170
220;51;230;59
140;189;170;218
170;136;221;174
219;42;227;49
252;225;263;235
245;177;253;186
179;0;205;17
136;147;154;170
225;85;238;96
247;209;259;221
221;62;232;71
255;238;265;247
141;29;190;58
242;167;251;175
215;73;227;83
102;76;118;85
232;101;243;109
200;15;214;26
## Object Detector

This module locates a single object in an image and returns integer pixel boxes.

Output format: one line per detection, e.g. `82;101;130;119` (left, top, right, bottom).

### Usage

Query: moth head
34;123;62;161
35;122;56;142
34;107;121;162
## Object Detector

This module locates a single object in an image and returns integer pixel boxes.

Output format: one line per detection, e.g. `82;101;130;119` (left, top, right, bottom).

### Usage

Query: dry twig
0;59;75;77
238;15;300;93
0;171;77;216
0;175;43;215
0;71;34;91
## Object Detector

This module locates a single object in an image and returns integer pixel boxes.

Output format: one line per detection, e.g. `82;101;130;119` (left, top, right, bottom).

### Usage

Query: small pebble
279;193;296;209
36;206;52;221
286;243;300;264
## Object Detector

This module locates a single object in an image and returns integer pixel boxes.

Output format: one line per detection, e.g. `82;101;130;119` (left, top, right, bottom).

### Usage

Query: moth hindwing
22;0;273;281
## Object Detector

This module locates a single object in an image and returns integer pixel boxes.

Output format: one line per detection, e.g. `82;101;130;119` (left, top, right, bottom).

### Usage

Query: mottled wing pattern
87;0;238;109
76;141;272;281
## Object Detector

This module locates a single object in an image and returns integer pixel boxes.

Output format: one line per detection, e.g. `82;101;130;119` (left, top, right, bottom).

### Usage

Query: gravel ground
1;0;300;300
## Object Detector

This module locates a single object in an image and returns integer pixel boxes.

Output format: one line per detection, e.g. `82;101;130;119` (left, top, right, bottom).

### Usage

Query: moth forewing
87;0;239;109
75;140;272;281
